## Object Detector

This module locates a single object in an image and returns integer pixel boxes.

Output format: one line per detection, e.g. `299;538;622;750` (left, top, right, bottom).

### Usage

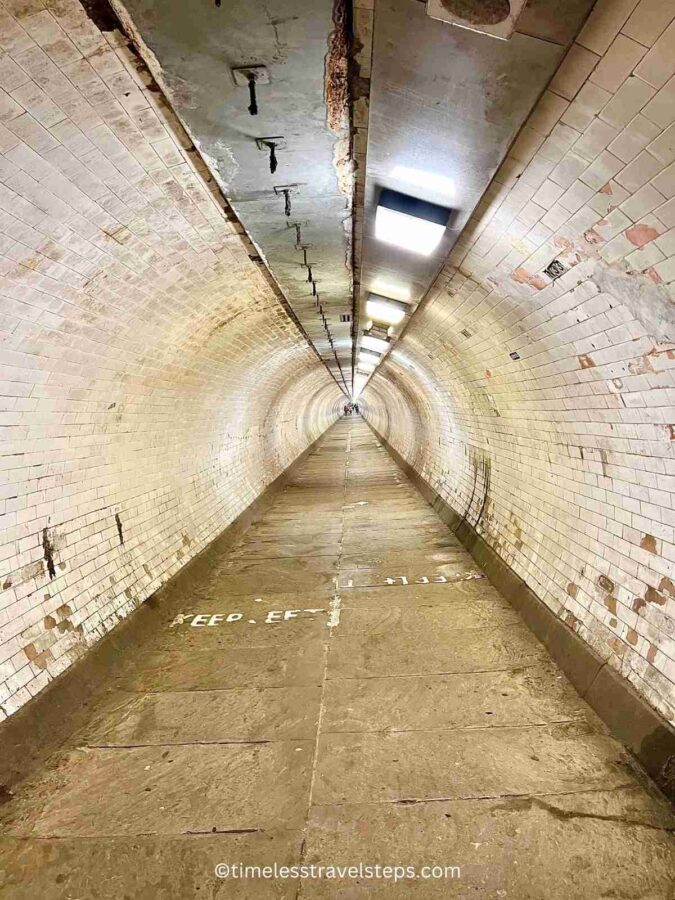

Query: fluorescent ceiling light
366;294;408;326
370;279;410;302
361;334;390;353
391;165;455;199
375;189;451;256
375;208;445;255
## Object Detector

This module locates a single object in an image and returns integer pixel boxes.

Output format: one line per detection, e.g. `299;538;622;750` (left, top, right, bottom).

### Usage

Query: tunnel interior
0;0;674;895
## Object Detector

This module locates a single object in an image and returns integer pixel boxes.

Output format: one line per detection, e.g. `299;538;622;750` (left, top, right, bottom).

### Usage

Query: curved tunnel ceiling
111;0;597;398
354;0;596;387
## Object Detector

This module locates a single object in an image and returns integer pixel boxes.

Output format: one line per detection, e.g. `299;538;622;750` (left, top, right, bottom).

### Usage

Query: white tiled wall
365;0;675;722
0;0;341;718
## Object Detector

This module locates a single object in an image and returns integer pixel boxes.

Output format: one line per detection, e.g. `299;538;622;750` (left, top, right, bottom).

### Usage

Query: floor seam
301;425;351;855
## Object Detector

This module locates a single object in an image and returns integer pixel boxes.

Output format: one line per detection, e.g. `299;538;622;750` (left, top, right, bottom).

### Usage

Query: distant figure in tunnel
343;403;351;416
353;402;360;414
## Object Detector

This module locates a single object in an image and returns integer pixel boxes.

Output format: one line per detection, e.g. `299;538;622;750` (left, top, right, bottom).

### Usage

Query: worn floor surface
0;419;673;898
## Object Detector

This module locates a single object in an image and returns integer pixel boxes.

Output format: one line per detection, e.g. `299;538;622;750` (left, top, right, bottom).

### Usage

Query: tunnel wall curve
364;8;675;723
0;4;342;719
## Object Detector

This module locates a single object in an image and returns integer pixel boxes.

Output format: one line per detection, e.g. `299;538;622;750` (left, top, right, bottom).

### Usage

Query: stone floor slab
79;686;322;745
300;790;674;898
2;742;313;837
0;831;302;899
312;723;635;805
321;665;591;733
327;622;547;678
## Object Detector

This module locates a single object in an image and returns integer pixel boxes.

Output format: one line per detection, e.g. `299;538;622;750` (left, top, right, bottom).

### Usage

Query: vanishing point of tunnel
0;0;674;897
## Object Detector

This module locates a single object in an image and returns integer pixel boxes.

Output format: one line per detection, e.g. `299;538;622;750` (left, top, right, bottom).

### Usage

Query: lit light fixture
390;165;455;199
370;279;410;302
375;189;451;256
366;293;408;326
361;334;390;354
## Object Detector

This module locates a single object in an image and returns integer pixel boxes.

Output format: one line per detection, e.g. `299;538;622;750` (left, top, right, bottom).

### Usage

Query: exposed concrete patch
593;263;675;344
200;141;238;191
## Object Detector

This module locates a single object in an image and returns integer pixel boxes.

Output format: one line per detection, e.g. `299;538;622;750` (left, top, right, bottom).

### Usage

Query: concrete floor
0;419;673;898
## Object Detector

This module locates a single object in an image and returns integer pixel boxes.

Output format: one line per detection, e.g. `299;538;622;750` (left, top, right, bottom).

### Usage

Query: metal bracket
273;184;301;196
256;136;286;151
231;65;269;87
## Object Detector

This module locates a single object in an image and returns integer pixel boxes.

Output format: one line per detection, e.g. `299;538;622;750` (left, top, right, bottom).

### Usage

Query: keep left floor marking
169;608;327;628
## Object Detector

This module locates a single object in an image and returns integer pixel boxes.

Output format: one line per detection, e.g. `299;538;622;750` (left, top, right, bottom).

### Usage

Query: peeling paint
645;586;667;606
641;534;657;554
625;223;660;249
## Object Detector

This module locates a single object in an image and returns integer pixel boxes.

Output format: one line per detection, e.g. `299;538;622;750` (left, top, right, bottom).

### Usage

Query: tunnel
0;0;674;895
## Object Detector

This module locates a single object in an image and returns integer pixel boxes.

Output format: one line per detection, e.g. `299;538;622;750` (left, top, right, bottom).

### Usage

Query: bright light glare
359;349;380;363
375;206;446;256
358;361;376;371
361;335;389;353
366;297;407;326
352;378;367;400
370;279;410;302
391;165;455;199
